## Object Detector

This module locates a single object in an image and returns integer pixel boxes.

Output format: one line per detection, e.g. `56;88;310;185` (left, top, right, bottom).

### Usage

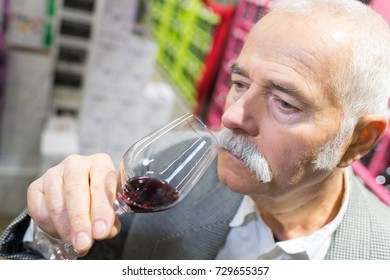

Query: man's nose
221;94;259;136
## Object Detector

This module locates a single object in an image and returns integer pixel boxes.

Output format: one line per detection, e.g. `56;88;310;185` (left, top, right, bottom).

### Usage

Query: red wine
121;176;179;213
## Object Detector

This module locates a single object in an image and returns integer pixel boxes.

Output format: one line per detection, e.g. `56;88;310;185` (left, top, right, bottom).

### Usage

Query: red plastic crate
224;26;247;59
235;0;271;32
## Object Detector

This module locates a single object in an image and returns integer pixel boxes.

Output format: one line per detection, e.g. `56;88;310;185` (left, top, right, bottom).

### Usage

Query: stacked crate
151;0;221;107
206;0;271;130
5;0;56;49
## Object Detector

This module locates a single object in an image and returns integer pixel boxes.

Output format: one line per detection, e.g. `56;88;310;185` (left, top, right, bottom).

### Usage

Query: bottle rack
50;0;96;115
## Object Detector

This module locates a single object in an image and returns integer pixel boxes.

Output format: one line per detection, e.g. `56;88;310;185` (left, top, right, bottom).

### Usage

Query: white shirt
216;168;351;260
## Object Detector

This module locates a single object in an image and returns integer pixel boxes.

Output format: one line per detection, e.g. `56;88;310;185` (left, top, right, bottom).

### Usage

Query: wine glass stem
114;197;130;216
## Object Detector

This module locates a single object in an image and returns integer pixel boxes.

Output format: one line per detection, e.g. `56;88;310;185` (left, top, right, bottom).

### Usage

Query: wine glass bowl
114;112;218;214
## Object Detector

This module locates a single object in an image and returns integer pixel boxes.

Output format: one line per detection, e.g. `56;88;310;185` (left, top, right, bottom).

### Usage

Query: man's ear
338;115;388;168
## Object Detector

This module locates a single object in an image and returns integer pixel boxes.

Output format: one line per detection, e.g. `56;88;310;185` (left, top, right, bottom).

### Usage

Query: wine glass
37;112;218;259
114;112;218;214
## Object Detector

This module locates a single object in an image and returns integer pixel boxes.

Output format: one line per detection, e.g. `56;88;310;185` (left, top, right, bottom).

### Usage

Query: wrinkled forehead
245;11;351;80
240;10;353;107
248;10;351;56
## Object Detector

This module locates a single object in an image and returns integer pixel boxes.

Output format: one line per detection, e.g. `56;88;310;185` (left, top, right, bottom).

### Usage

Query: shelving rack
50;0;97;115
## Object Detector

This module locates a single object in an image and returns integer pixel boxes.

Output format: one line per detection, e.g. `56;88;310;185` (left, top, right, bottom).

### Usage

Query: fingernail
75;232;91;251
93;220;107;239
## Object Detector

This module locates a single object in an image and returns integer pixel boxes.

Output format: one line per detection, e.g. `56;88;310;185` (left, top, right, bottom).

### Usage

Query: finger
27;170;64;238
27;177;51;230
62;155;93;253
43;166;72;242
89;154;118;240
107;216;121;239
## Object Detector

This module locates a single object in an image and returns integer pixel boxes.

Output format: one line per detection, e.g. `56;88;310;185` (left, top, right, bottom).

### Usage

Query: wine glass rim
122;112;218;158
154;112;217;139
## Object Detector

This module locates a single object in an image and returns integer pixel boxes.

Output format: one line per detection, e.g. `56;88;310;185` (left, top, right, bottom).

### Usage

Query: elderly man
1;0;389;260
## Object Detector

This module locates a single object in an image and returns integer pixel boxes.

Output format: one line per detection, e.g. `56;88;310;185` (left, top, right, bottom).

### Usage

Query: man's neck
251;168;345;241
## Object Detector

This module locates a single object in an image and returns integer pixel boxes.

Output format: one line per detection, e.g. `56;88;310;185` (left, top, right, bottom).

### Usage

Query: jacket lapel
326;173;371;259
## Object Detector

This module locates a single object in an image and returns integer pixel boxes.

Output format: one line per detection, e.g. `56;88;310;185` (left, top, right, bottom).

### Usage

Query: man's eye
276;98;299;113
280;100;294;109
232;81;246;90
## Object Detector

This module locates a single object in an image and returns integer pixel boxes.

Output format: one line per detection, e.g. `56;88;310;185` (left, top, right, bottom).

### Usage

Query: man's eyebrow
230;62;249;77
269;80;300;96
231;62;312;107
268;80;312;107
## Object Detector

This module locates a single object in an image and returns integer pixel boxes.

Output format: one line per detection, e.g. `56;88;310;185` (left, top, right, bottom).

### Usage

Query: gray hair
270;0;390;170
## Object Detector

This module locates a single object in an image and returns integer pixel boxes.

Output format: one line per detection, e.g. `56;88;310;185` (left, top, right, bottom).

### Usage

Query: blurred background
0;0;389;233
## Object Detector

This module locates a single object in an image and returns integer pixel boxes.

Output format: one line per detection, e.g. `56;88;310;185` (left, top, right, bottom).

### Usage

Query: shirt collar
229;195;258;227
228;168;351;259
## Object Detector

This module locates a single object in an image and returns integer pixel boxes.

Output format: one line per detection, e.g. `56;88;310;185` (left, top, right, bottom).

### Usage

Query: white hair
270;0;390;170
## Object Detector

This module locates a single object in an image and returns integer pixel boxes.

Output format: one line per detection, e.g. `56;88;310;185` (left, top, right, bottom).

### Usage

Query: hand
27;153;121;256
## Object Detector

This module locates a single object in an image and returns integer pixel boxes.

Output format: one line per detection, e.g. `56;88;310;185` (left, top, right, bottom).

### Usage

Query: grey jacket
1;161;390;260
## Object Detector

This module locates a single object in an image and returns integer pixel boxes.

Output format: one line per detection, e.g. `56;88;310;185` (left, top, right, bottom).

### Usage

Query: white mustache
217;128;273;183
